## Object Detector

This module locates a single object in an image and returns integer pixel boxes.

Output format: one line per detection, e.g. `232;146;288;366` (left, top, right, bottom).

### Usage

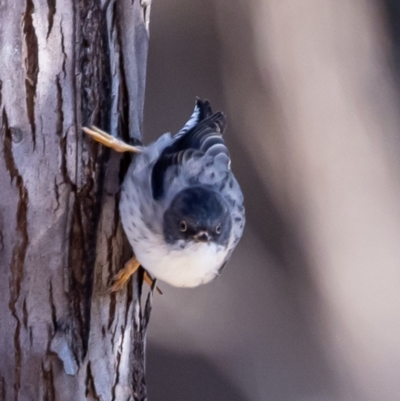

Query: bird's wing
151;99;229;200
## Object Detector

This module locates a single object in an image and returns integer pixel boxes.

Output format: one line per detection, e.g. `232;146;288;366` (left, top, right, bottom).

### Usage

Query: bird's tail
175;98;214;138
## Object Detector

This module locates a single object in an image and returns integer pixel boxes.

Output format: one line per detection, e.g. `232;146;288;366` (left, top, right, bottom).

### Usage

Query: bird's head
163;186;232;247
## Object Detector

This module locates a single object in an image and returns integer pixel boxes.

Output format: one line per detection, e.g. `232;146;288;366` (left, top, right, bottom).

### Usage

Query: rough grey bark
0;0;152;400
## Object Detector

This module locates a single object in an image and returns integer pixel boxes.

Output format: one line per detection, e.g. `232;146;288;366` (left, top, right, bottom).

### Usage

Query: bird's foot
82;126;142;153
109;256;162;294
109;256;139;292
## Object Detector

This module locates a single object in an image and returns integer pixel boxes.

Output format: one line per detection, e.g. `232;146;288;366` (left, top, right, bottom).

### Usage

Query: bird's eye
180;220;187;232
215;224;222;234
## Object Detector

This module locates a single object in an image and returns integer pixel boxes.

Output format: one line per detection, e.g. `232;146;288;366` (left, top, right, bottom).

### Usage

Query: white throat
134;238;228;288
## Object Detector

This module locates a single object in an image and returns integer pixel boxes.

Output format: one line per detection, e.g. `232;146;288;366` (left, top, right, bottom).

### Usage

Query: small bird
83;99;245;291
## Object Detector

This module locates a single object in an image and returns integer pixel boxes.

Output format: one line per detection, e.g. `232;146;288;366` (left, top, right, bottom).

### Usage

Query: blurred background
143;1;400;400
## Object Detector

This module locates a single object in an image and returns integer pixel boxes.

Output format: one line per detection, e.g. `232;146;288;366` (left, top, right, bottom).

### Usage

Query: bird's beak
193;231;210;242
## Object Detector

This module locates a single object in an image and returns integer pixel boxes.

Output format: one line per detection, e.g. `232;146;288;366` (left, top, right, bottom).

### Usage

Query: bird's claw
109;268;133;292
108;256;162;294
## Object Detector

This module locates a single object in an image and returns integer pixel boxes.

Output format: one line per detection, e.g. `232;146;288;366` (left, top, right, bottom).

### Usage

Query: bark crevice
41;361;56;401
46;0;56;39
23;0;39;148
2;109;29;401
60;23;67;77
56;75;64;137
85;362;100;400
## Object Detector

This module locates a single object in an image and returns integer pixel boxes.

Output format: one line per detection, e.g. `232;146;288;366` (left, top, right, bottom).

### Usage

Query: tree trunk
0;0;151;399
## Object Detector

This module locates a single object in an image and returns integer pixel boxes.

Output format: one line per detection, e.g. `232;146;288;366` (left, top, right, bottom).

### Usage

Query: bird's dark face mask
163;185;232;247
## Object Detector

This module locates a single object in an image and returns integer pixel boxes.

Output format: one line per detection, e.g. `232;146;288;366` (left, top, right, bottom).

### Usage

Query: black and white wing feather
151;99;229;200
